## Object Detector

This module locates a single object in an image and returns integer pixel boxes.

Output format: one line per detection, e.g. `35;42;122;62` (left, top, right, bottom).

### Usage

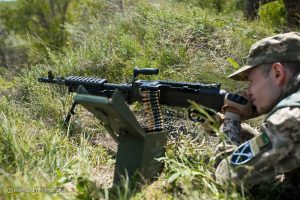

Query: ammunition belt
140;90;164;133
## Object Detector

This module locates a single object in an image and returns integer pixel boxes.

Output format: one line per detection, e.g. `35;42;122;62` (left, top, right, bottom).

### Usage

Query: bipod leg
64;101;78;127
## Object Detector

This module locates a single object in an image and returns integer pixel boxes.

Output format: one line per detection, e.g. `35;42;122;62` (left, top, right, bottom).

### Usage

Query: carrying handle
132;68;159;82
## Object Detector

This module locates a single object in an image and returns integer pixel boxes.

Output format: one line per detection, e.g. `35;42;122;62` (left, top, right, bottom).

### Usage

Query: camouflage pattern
213;121;260;167
216;106;300;188
228;32;300;81
220;119;260;146
220;119;242;145
215;75;300;189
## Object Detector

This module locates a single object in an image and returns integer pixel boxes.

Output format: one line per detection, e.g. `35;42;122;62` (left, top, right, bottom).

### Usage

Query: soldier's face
247;65;281;114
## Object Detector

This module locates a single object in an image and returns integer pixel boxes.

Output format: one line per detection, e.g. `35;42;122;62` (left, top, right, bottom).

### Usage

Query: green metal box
114;131;166;184
74;88;167;184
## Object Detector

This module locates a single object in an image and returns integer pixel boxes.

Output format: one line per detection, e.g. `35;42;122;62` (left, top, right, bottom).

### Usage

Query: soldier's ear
271;62;286;86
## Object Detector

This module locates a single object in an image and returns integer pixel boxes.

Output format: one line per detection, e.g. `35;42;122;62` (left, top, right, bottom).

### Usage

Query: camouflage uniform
215;32;300;189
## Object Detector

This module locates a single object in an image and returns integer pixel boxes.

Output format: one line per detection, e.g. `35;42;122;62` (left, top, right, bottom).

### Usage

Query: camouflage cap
228;32;300;81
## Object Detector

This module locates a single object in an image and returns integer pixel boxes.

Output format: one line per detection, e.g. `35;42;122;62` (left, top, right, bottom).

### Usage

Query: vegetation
0;0;299;199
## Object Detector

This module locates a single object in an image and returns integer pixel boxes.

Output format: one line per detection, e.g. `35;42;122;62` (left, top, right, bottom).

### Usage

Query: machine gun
38;68;226;131
38;68;226;130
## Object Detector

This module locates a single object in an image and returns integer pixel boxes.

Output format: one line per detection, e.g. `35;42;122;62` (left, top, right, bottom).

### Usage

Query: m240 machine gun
38;68;227;184
38;68;226;131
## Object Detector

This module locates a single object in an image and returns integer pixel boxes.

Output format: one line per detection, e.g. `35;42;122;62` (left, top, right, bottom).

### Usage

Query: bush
258;0;286;29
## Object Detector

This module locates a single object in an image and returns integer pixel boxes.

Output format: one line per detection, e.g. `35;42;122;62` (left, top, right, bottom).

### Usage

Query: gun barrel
38;77;65;84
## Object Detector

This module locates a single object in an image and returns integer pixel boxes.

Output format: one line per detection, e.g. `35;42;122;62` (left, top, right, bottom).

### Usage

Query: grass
0;0;291;199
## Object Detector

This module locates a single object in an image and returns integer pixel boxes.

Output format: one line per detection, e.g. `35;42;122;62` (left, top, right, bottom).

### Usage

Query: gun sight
48;71;54;80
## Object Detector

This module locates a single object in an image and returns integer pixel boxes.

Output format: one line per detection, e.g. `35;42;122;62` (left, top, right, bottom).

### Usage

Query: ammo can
74;88;167;185
113;131;167;184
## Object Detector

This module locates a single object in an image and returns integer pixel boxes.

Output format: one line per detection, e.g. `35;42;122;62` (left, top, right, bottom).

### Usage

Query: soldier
215;32;300;190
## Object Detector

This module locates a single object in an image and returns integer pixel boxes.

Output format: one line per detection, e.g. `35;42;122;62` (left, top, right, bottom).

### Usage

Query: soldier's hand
222;93;254;121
